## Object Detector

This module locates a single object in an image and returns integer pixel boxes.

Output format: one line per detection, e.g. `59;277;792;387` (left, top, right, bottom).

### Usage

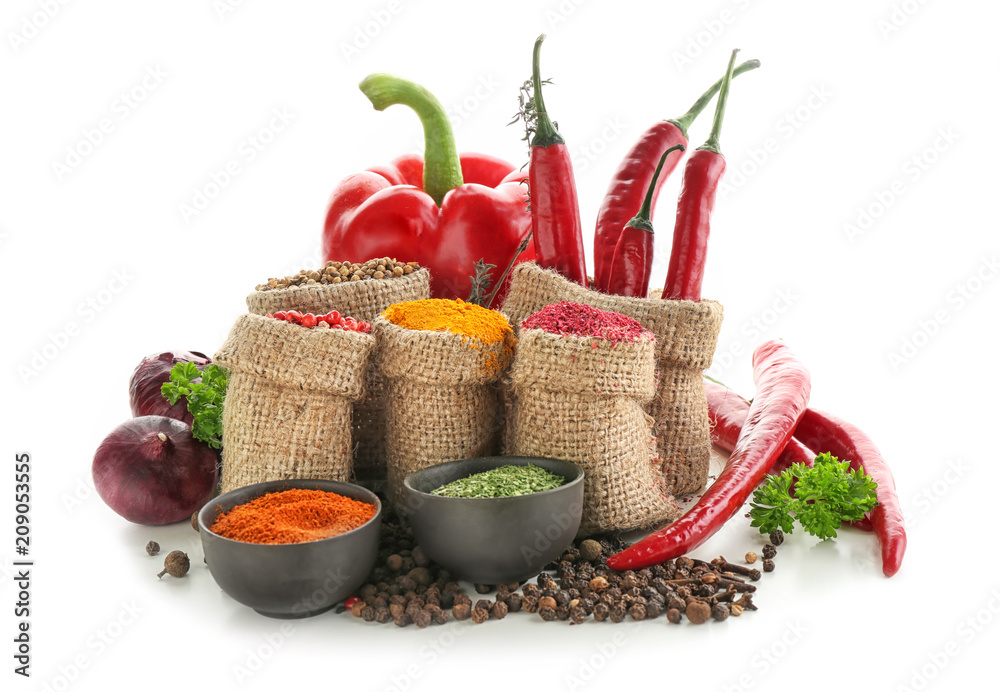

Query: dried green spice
431;464;566;499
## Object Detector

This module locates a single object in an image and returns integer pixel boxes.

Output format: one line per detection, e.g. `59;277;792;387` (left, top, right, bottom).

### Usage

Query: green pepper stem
699;49;740;155
669;58;759;138
530;34;564;147
628;144;685;231
359;73;464;206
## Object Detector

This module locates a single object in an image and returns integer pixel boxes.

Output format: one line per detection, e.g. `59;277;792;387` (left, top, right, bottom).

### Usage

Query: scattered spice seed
145;540;160;557
745;551;757;564
769;529;785;546
762;559;775;573
157;550;190;579
453;604;471;621
191;512;200;532
762;544;777;559
686;600;712;624
470;608;489;624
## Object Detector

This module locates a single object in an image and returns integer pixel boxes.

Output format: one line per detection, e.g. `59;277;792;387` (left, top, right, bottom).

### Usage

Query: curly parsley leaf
749;452;878;541
161;362;228;449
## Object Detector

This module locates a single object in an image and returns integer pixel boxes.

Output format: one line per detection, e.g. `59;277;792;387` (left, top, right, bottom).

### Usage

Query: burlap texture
507;328;677;535
214;313;374;492
245;268;430;483
374;315;515;506
501;262;723;495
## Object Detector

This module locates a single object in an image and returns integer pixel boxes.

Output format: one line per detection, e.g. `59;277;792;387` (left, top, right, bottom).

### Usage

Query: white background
3;0;998;690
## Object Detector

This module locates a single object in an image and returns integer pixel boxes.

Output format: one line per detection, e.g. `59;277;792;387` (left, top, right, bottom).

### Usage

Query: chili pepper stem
668;58;759;138
530;34;564;147
699;49;740;155
359;74;464;206
631;144;685;231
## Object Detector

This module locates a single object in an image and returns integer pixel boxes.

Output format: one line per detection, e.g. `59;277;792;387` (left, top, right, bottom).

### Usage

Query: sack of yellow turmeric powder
501;262;723;496
245;265;430;485
375;299;516;507
214;313;375;493
506;304;678;535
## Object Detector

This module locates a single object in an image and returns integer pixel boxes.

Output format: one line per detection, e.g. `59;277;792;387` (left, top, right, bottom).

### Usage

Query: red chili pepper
704;379;814;476
605;144;685;297
322;75;534;302
793;409;907;576
593;59;760;293
607;340;811;570
662;49;742;302
528;34;588;287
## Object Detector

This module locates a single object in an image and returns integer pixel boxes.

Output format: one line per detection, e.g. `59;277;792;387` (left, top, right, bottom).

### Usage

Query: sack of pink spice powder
504;301;678;535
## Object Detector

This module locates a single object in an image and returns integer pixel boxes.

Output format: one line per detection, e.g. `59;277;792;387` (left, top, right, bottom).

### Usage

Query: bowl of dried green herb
401;456;584;584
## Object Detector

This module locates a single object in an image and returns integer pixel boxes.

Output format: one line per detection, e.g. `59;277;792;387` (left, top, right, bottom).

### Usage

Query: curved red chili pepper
793;409;907;576
528;35;588;287
593;59;760;293
704;379;813;476
662;49;741;302
606;144;685;297
607;340;811;570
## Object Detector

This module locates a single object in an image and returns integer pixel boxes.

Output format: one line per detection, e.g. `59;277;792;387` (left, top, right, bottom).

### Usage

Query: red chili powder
521;302;650;343
210;488;376;544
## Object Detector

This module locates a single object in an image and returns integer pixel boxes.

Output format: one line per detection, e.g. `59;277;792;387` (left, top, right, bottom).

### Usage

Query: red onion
129;351;211;424
93;416;219;525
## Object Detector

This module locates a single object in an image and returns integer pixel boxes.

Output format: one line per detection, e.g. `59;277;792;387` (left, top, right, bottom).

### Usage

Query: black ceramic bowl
402;457;584;585
198;479;381;619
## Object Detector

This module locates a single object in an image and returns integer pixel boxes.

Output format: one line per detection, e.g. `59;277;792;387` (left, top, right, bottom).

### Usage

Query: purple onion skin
93;416;219;525
128;351;211;424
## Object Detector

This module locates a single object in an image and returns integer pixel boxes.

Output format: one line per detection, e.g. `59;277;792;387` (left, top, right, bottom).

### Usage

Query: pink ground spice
520;302;650;343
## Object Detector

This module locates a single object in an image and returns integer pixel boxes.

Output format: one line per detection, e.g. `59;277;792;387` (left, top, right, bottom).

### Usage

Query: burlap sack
507;326;677;535
214;313;374;493
374;315;515;507
501;262;723;495
246;268;430;484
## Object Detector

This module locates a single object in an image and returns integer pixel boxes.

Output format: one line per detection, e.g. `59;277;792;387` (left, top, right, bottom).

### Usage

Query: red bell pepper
322;74;533;302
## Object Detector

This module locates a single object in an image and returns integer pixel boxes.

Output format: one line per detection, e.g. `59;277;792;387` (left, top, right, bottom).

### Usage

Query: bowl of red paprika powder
198;478;381;618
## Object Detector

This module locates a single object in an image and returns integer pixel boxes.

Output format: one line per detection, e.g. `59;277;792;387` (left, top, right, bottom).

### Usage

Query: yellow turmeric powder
383;299;512;344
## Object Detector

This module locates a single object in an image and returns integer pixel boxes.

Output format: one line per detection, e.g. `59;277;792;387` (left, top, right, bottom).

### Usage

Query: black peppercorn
646;600;664;619
475;583;493;594
666;608;682;624
555;605;570;621
593;603;610;622
433;609;450;625
538;605;557;621
361;605;376;622
712;604;730;622
762;544;777;559
393;615;409;627
522;595;539;613
491;601;508;619
609;604;627;623
375;607;392;624
413;610;432;628
554;591;570;607
570;606;588;624
453;603;471;621
629;603;647;621
762;559;775;573
453;592;472;607
145;540;160;557
507;593;522;613
769;529;784;546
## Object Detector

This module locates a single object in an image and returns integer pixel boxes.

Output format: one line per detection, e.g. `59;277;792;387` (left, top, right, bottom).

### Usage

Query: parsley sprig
749;453;878;540
161;362;228;449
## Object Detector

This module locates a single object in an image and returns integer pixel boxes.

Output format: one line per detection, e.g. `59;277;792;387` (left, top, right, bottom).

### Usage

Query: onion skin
128;351;211;424
93;416;219;525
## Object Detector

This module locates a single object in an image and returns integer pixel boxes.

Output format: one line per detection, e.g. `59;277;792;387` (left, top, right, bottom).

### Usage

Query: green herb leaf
748;452;878;541
161;363;228;449
431;464;566;499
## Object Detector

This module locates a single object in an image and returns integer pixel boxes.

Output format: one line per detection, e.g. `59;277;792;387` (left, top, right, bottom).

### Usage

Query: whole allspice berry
157;550;190;579
666;608;682;624
191;511;200;532
145;541;160;557
578;539;603;562
685;600;712;625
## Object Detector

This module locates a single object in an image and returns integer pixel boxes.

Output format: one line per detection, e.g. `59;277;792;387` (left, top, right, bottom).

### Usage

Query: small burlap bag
501;262;723;495
507;327;677;535
214;313;374;493
375;315;515;507
246;268;430;484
